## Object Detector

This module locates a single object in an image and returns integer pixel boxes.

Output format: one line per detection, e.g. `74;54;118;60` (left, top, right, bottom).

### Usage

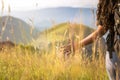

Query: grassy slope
33;23;94;48
43;23;94;41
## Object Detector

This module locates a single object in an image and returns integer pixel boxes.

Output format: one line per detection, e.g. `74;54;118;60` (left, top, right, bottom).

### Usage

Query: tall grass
0;46;108;80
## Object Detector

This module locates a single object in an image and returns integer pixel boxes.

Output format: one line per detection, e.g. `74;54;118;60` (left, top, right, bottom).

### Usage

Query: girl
63;0;120;79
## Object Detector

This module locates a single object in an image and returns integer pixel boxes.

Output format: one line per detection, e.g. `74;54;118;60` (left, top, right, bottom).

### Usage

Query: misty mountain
0;16;38;44
9;7;97;31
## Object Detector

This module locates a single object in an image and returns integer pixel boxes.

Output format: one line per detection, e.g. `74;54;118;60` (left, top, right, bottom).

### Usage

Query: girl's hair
97;0;118;31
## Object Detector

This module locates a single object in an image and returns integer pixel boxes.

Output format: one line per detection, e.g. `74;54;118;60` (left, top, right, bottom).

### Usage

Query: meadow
0;45;108;80
0;23;109;80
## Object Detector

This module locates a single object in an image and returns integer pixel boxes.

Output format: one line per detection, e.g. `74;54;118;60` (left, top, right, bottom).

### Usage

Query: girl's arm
74;25;107;50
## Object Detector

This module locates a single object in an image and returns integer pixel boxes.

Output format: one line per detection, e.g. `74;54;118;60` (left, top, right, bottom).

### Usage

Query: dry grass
0;46;108;80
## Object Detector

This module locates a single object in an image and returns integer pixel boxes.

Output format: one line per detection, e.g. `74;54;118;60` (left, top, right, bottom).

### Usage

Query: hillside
43;23;94;41
0;16;38;44
33;23;94;48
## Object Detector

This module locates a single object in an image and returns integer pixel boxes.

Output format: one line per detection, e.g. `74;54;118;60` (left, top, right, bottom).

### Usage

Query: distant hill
0;16;38;44
10;7;97;31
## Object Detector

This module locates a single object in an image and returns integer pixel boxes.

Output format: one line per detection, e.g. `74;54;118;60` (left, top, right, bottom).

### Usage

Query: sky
0;0;98;11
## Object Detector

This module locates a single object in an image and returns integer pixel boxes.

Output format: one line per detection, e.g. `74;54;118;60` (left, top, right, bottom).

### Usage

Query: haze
0;0;98;11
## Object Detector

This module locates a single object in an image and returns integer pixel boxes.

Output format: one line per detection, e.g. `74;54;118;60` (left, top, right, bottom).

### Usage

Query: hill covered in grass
33;22;94;49
0;16;38;44
41;23;94;41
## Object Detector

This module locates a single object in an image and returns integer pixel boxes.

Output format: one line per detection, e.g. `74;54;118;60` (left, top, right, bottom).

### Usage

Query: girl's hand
61;43;72;55
59;39;74;56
